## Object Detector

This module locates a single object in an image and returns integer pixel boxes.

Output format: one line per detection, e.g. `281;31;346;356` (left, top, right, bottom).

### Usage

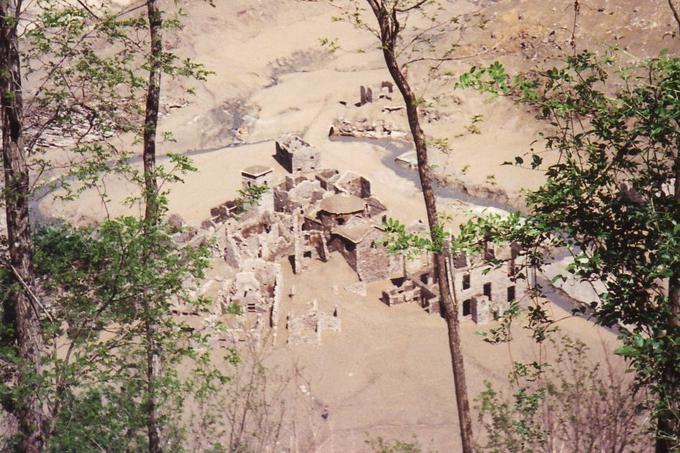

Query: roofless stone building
275;134;321;174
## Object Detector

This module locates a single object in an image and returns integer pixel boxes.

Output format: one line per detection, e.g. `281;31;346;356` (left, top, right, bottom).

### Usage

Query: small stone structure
382;279;421;306
275;134;321;174
241;165;273;188
241;165;275;212
328;118;405;139
317;194;366;231
334;172;371;199
381;272;440;314
328;219;402;282
358;81;394;106
287;300;341;345
359;85;373;105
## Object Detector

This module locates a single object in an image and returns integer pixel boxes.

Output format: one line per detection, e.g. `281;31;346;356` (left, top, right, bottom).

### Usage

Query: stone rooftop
331;219;378;244
319;194;365;214
242;165;273;177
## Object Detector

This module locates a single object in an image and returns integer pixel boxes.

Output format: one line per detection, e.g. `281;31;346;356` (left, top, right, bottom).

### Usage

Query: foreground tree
361;1;474;450
141;0;164;450
1;0;218;449
457;51;680;451
0;0;46;450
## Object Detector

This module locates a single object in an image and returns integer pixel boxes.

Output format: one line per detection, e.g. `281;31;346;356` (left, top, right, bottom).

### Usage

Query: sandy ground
266;254;622;452
29;0;679;450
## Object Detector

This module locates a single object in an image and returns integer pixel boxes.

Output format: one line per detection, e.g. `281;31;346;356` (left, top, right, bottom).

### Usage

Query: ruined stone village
170;133;529;348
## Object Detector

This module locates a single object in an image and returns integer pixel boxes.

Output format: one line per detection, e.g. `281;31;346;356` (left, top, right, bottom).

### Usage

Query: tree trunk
366;3;474;451
143;0;162;226
0;1;46;451
145;318;162;453
656;156;680;452
668;0;680;35
143;1;163;452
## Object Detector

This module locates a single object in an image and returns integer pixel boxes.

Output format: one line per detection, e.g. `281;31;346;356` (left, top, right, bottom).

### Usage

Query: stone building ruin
328;219;402;282
275;134;321;174
449;243;529;323
380;239;530;324
241;165;275;213
358;80;394;106
286;300;341;346
241;164;273;188
199;133;530;349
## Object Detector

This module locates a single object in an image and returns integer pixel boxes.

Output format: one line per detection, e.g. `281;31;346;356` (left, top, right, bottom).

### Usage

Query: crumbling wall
287;300;340;345
274;178;325;214
381;279;421;306
319;212;361;237
334;172;371;199
275;135;321;174
287;300;321;345
223;234;242;268
275;140;294;173
271;270;283;338
449;244;528;322
318;306;341;332
354;229;402;282
316;169;340;190
328;236;358;270
366;196;388;217
471;295;493;324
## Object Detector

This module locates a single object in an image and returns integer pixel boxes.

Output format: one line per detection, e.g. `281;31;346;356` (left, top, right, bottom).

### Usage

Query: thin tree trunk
143;1;163;452
0;1;46;451
143;0;161;226
144;318;162;453
668;0;680;35
656;156;680;452
366;2;474;451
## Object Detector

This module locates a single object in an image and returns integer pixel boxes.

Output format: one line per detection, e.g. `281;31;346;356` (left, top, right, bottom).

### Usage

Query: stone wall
291;148;320;173
275;141;295;173
274;178;325;214
354;228;402;282
287;300;340;345
319;211;361;238
328;236;358;270
448;246;529;321
275;136;321;174
272;270;283;338
471;295;494;324
335;172;371;198
381;279;421;306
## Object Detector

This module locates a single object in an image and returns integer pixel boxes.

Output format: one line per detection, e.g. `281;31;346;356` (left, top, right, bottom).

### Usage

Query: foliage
319;36;340;52
476;335;650;452
366;436;427;453
457;51;680;447
1;0;224;447
236;184;270;209
21;0;211;201
1;217;224;450
381;217;446;257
